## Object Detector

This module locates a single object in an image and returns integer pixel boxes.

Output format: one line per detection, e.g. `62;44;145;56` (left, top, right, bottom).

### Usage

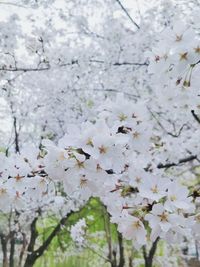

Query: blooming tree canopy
0;0;200;267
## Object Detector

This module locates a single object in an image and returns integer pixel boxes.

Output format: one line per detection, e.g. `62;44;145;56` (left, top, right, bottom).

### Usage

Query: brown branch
9;232;15;267
89;59;148;66
24;203;87;267
0;234;9;267
26;217;39;256
115;0;140;29
0;67;50;72
117;232;125;267
33;212;73;259
148;108;187;137
102;206;113;264
148;238;159;264
0;60;147;73
157;155;197;169
18;233;27;267
13;116;20;153
113;62;147;66
142;238;159;267
191;110;200;124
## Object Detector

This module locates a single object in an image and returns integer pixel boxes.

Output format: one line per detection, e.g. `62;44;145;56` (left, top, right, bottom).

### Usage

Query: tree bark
1;234;9;267
23;211;73;267
9;232;15;267
18;233;27;267
142;238;159;267
102;206;113;266
23;217;38;267
117;232;125;267
13;116;20;153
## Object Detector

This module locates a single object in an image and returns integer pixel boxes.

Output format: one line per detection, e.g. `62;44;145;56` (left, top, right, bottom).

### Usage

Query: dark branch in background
113;62;147;66
191;110;200;124
0;67;50;72
102;206;113;266
9;231;15;267
148;108;187;138
18;233;27;267
117;232;125;267
0;234;9;267
0;60;147;73
24;203;88;267
115;0;140;29
89;59;148;66
13;116;20;153
33;214;71;258
0;1;26;8
157;155;198;169
167;124;187;138
142;238;159;267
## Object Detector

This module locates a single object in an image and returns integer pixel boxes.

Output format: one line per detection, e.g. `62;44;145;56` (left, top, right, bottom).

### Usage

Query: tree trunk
9;232;15;267
128;256;133;267
13;116;20;153
23;255;37;267
144;257;154;267
18;233;27;267
1;235;9;267
23;210;74;267
117;232;125;267
142;238;159;267
23;217;38;267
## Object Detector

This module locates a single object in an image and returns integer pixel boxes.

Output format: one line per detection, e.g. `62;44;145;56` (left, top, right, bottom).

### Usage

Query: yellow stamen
76;160;85;169
175;34;183;42
80;177;88;188
179;52;188;61
15;174;23;181
194;46;200;54
98;145;107;154
0;188;7;195
159;212;168;222
151;185;158;194
135;176;141;184
132;220;141;229
170;195;177;201
86;138;93;147
133;131;140;139
118;113;127;122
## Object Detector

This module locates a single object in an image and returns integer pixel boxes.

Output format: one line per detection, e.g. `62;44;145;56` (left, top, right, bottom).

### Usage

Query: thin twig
191;110;200;124
116;0;140;29
157;155;198;169
0;60;147;73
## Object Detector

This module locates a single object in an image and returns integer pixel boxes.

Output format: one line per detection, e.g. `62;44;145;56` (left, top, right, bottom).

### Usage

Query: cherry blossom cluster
1;1;200;264
0;145;75;234
148;20;200;112
42;95;198;249
147;20;200;178
0;95;199;250
148;21;200;83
